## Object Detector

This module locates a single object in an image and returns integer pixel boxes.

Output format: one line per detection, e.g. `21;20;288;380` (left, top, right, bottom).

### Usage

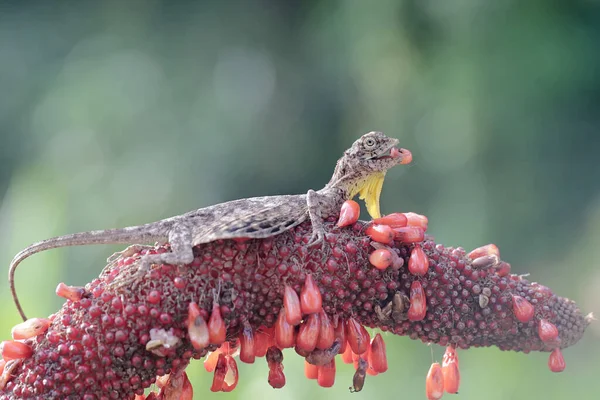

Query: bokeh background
1;1;599;399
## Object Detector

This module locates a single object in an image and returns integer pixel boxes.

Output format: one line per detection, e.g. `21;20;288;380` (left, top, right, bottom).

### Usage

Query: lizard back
181;194;311;245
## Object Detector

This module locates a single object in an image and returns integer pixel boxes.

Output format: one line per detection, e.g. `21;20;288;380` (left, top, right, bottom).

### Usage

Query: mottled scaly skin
0;219;589;399
9;131;410;321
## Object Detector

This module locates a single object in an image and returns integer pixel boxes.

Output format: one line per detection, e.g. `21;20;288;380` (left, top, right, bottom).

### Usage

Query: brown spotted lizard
9;131;412;320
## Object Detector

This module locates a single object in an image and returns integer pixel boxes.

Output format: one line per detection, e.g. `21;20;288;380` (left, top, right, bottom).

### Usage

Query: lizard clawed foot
106;244;154;263
306;227;325;248
105;258;154;291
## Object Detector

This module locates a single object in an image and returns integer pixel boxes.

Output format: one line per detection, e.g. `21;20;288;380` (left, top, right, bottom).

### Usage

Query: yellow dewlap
357;172;385;219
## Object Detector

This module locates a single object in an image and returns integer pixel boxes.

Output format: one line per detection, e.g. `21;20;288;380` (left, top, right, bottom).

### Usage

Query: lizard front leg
110;223;195;289
306;189;326;247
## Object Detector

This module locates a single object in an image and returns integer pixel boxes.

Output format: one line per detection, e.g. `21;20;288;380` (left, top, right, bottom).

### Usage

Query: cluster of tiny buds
0;199;589;399
342;201;567;399
185;270;390;394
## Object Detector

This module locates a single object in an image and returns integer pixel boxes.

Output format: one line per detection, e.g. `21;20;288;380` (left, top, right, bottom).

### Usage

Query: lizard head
329;131;412;219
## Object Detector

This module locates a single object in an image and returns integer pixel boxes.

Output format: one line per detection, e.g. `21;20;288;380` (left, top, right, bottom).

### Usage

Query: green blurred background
1;1;599;399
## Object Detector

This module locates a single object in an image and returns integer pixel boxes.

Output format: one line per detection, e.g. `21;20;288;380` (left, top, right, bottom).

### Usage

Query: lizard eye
364;138;376;149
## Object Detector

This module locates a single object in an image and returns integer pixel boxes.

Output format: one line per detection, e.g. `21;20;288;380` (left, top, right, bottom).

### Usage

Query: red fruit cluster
0;216;590;398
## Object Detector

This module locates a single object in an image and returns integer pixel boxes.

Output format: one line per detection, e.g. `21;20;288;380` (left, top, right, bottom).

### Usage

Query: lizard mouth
373;146;413;165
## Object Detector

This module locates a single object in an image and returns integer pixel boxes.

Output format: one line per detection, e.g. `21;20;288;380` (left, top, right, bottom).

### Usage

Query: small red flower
512;295;535;323
337;200;360;227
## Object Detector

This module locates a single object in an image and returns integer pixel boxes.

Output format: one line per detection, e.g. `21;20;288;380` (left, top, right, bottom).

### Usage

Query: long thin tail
9;226;165;321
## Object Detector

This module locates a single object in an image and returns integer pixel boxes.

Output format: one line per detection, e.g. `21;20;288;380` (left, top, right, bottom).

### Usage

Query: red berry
365;224;395;244
239;324;256;364
345;317;370;355
512;295;535;323
334;318;347;354
146;290;162;304
268;367;286;388
398;148;413;165
283;285;302;326
408;281;427;321
304;359;319;380
301;274;322;315
316;311;335;350
55;282;85;302
369;249;393;270
468;243;500;259
187;302;209;350
394;227;425;243
296;313;320;352
341;344;354;364
317;359;336;388
1;340;33;361
403;212;428;230
208;303;226;345
368;333;388;373
267;347;286;389
426;362;444;400
373;213;408;228
11;318;51;340
253;327;273;357
408;244;429;276
538;319;559;343
275;308;296;348
548;348;566;372
442;346;460;394
337;200;360;227
496;261;511;277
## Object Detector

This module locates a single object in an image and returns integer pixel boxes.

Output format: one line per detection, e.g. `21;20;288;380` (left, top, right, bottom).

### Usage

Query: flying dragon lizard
9;131;412;320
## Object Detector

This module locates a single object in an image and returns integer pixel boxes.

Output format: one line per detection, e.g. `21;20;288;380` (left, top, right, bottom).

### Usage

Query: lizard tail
9;227;164;321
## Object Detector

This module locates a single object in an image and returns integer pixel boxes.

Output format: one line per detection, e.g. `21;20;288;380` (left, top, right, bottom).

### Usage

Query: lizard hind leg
109;225;194;290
